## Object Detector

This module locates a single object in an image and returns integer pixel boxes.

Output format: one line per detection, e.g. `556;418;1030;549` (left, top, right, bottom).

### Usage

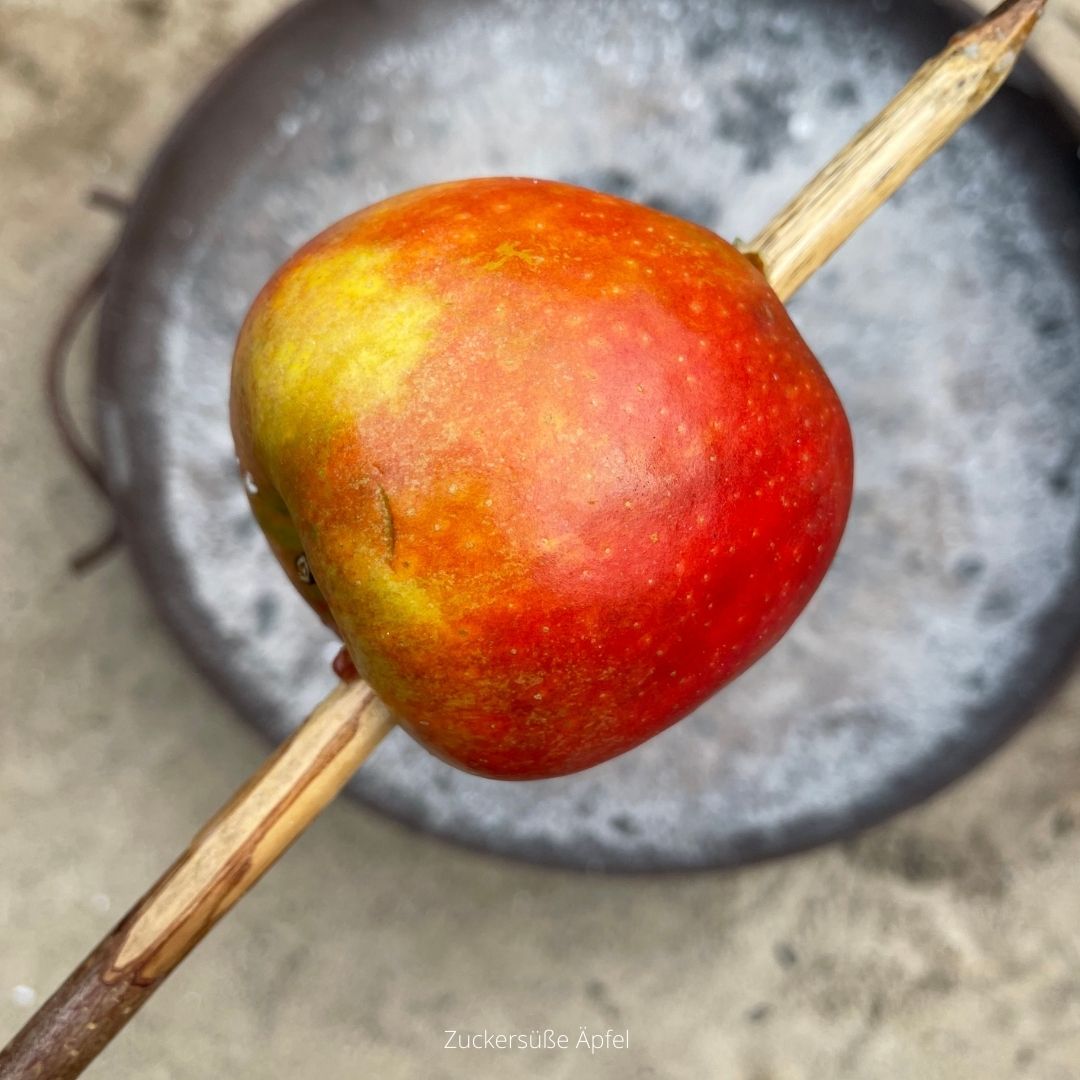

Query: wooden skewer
0;681;393;1079
740;0;1047;302
0;1;1046;1076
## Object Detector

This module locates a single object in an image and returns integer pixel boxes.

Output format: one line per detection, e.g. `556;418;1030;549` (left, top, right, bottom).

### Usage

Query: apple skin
231;178;853;779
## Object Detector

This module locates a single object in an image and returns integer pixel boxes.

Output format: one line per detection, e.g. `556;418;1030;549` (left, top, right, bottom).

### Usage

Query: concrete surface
1;1;1079;1078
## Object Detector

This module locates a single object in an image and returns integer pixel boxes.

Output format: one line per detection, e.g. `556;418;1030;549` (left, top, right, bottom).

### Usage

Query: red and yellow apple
231;178;852;779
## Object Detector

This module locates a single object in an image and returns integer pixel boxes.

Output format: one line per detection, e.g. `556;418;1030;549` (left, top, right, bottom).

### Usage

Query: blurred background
2;1;1079;1077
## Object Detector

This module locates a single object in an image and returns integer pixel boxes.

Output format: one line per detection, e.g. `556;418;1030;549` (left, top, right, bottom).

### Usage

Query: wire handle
44;190;130;571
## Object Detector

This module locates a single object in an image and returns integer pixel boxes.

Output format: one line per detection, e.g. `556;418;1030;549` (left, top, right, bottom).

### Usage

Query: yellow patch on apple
241;246;440;464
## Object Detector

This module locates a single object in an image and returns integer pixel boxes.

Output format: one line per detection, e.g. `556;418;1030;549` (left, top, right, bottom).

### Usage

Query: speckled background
2;1;1080;1078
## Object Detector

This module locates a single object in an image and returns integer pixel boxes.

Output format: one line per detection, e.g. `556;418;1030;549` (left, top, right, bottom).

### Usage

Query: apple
231;177;852;779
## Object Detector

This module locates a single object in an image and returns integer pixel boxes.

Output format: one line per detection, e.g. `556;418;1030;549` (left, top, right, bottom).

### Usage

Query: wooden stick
0;2;1046;1076
740;0;1047;302
0;680;392;1080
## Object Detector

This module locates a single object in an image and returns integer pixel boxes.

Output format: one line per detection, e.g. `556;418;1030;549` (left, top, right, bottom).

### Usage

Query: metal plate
96;0;1080;871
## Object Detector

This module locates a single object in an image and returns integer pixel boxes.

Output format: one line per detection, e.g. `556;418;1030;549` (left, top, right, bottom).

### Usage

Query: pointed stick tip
952;0;1047;48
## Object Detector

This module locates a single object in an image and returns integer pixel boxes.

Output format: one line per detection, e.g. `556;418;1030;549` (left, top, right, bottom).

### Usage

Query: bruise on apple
231;178;853;780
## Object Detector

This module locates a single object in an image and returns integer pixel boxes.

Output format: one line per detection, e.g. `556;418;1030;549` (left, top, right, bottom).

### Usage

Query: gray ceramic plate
96;0;1080;871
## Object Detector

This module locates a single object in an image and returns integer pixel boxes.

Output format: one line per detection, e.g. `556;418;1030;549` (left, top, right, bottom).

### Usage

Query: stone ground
1;1;1078;1077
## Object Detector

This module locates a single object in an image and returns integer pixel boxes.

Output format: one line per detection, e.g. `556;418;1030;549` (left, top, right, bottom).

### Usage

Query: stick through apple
0;2;1046;1075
